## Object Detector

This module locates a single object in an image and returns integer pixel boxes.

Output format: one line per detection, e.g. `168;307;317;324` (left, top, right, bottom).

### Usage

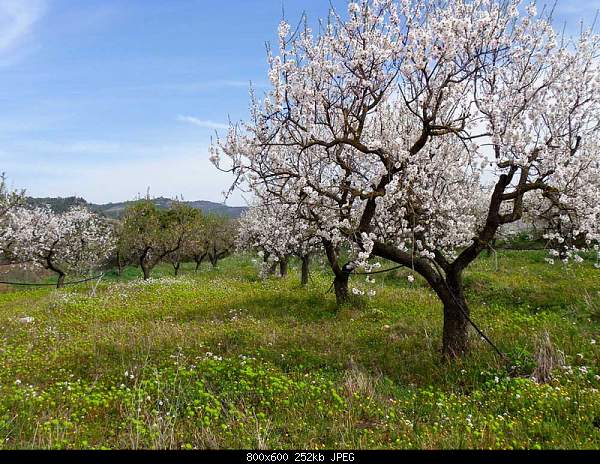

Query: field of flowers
0;251;598;449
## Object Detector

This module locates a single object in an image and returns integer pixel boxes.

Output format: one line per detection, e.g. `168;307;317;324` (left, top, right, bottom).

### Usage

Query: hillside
26;196;247;218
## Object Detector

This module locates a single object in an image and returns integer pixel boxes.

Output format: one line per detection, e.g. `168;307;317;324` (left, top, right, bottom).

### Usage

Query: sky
0;0;597;206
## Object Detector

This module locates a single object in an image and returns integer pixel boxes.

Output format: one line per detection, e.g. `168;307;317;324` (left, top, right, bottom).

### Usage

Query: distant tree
25;196;88;214
0;174;24;219
183;213;209;272
119;199;202;279
204;214;237;268
119;200;159;279
0;174;25;264
164;202;203;276
120;200;175;279
238;197;321;285
5;206;114;288
105;218;131;277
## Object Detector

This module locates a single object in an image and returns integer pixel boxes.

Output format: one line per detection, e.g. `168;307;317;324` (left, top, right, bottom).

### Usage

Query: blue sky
0;0;597;205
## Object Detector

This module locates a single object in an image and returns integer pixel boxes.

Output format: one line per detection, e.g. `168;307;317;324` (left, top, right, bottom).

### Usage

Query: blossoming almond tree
212;0;600;358
0;174;25;254
238;197;321;284
5;206;114;288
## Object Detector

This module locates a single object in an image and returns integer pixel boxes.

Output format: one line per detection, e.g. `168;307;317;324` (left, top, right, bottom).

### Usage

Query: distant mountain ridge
26;196;247;219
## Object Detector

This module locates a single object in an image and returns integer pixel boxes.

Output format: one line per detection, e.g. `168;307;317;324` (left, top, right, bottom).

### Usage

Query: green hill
26;196;247;218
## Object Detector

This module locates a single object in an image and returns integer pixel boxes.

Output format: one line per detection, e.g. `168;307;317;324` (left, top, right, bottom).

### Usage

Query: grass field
0;251;599;449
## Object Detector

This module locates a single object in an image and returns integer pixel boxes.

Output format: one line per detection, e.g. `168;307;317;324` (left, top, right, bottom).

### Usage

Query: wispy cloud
177;115;229;130
206;80;252;88
0;0;45;58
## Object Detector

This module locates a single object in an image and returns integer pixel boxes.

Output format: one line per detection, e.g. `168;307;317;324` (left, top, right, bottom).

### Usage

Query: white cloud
0;0;45;57
177;115;229;130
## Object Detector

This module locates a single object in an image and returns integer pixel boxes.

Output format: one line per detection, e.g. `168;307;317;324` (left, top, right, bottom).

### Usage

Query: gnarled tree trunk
173;261;181;276
437;272;470;358
138;247;153;280
141;263;151;280
442;297;470;358
209;245;220;268
323;239;351;307
56;272;66;289
45;254;66;289
333;270;349;306
140;255;152;280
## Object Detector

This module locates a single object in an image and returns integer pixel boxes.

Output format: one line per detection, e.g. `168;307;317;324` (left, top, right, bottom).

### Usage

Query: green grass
0;252;599;449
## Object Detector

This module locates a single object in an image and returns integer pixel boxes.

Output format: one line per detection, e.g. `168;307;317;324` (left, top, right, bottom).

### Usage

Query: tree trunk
279;256;288;277
300;254;310;286
116;250;124;276
194;253;206;272
140;257;152;280
333;271;349;307
56;272;66;289
267;262;276;275
442;297;470;358
173;262;180;276
141;265;151;280
439;273;470;358
323;240;351;308
45;255;66;289
139;248;152;280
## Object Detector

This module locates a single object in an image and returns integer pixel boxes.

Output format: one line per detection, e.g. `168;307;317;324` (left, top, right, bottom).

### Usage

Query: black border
0;450;598;463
